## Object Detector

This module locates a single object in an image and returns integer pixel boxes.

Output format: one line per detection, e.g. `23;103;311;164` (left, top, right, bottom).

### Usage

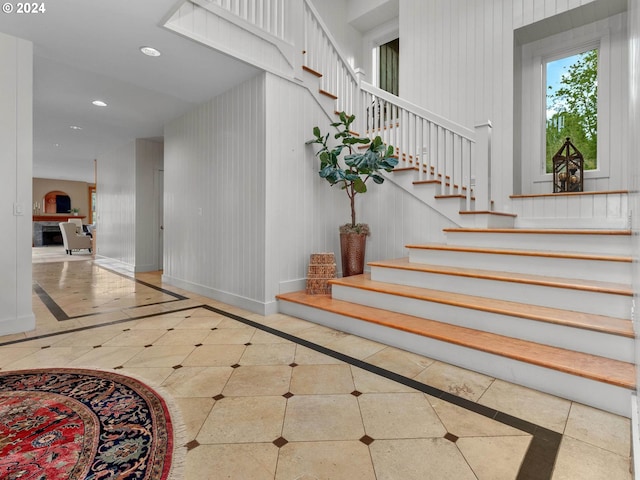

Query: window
88;185;96;224
545;48;598;173
378;38;399;95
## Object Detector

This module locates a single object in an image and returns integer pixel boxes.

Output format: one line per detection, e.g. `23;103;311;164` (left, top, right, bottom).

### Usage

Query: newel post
473;121;492;212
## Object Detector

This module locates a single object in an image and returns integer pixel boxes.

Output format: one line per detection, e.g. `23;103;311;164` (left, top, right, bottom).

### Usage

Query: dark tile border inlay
20;272;561;479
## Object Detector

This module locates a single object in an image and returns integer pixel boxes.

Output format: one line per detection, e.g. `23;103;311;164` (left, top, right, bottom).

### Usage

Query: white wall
397;0;624;210
0;33;34;335
163;74;268;312
135;139;163;272
162;70;453;315
97;141;136;268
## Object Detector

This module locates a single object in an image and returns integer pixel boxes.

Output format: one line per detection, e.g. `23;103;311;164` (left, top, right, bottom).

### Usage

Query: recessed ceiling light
92;100;108;107
140;46;161;57
54;143;61;147
70;125;82;130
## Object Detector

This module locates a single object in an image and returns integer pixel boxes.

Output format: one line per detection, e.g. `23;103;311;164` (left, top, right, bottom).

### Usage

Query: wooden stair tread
369;257;632;297
444;228;631;236
407;243;632;263
277;290;635;390
329;274;633;338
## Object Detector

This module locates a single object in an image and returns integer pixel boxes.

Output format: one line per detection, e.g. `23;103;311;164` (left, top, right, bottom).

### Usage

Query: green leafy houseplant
308;112;397;276
307;112;398;232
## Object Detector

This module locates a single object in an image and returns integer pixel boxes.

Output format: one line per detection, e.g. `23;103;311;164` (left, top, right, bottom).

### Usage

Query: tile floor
0;247;633;479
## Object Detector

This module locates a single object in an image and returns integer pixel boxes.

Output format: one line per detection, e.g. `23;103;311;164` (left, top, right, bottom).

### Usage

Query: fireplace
42;225;63;246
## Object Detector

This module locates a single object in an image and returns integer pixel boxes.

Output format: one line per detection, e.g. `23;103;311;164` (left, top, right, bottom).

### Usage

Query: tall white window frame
520;25;613;188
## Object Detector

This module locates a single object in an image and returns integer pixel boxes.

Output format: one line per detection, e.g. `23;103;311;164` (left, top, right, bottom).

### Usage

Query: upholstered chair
59;222;92;255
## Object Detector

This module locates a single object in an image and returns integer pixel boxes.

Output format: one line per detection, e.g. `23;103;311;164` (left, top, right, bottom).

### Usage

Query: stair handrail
301;0;359;115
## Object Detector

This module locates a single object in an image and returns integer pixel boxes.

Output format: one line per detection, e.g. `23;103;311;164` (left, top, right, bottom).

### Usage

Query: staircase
278;226;635;417
165;0;636;416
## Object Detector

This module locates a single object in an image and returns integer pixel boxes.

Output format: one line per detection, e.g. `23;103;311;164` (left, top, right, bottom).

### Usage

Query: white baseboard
632;394;640;479
162;274;274;316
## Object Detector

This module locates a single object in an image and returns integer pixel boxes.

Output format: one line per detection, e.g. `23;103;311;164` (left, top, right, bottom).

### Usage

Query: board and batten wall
0;32;34;335
163;74;268;311
96;139;163;272
398;0;626;209
97;141;137;268
163;71;454;315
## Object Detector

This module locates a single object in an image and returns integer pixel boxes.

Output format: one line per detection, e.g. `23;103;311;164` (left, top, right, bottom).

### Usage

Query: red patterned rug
0;368;179;479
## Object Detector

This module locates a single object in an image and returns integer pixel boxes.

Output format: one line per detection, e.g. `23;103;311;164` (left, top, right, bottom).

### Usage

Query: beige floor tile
101;329;167;347
364;346;434;378
131;316;186;330
222;365;292;396
325;334;386;359
261;315;318;334
174;316;224;330
414;361;494;401
161;366;233;398
428;395;530;437
294;345;343;365
3;346;93;369
282;394;364;442
457;436;532;480
153;329;212;346
174;397;216;440
370;438;477;480
185;443;278;480
0;347;42;368
249;329;292;344
358;392;446;439
350;366;416;393
203;328;255;345
295;325;349;345
118;367;175;386
67;346;144;369
290;364;355;394
552;436;632;479
48;328;122;347
478;379;571;433
182;344;246;367
239;343;296;365
123;345;195;368
197;396;287;444
275;441;376;480
564;403;631;457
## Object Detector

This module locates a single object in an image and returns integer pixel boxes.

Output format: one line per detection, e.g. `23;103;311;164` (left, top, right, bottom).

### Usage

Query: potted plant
308;112;397;276
70;207;80;216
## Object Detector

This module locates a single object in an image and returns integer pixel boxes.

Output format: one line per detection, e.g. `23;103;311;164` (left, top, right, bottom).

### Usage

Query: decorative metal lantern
552;137;584;193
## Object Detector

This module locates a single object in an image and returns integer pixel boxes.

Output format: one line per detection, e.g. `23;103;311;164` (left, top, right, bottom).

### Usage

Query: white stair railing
193;0;491;213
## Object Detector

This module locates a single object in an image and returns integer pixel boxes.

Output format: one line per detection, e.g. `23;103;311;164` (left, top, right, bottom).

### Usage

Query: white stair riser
370;266;631;318
277;299;632;417
408;248;631;284
444;231;631;256
514;217;629;230
330;284;633;363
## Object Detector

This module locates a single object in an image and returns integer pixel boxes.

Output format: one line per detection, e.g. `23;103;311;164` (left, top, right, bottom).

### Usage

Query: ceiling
0;0;260;183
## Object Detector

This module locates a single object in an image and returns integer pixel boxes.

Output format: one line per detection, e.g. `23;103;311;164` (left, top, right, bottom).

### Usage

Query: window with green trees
545;48;598;173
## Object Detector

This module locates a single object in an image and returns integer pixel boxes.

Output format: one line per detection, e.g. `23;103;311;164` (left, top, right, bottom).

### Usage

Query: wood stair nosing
329;274;633;338
369;258;633;298
407;243;633;264
276;291;635;390
443;228;632;236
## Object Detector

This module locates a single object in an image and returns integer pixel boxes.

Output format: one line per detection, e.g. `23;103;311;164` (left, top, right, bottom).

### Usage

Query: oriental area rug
0;368;180;480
